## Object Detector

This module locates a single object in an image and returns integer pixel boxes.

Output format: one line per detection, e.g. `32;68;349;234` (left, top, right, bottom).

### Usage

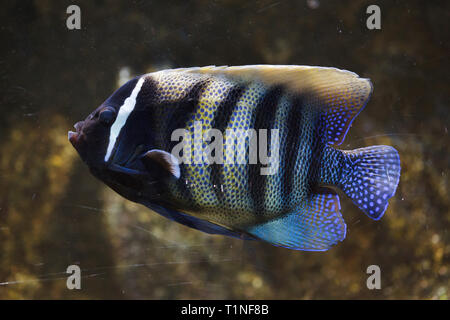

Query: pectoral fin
140;149;181;179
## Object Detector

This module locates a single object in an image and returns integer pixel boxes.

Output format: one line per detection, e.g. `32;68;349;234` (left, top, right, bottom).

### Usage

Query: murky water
0;1;448;299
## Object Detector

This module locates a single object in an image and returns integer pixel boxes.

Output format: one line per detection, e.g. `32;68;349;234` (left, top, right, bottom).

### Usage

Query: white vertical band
104;76;146;162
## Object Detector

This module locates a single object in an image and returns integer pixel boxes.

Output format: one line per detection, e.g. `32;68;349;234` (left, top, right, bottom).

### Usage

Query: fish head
68;101;159;202
68;76;144;169
68;103;118;168
68;76;175;203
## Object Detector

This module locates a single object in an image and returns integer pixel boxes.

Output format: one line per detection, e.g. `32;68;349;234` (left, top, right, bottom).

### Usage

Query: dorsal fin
166;65;373;145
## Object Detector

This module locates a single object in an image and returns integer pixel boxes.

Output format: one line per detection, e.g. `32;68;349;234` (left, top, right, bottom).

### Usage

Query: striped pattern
147;71;328;226
145;72;214;209
105;66;399;251
68;64;403;251
172;75;239;209
209;85;246;202
220;82;266;215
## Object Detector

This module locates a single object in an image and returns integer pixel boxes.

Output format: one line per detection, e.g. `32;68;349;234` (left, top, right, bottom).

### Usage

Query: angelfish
68;65;401;251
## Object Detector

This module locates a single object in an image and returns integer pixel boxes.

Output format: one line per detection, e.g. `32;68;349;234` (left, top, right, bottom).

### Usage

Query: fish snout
68;130;78;145
68;121;85;146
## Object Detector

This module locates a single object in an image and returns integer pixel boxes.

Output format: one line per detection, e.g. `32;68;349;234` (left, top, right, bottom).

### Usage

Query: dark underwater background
0;0;448;299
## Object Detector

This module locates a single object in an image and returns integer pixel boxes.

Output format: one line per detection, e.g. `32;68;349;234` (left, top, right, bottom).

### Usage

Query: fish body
69;65;401;251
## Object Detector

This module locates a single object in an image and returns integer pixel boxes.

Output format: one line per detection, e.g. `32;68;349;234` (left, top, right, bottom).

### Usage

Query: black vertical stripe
306;115;326;193
210;84;247;202
282;95;305;201
163;79;212;150
210;84;247;133
134;76;158;111
160;79;211;206
248;86;283;216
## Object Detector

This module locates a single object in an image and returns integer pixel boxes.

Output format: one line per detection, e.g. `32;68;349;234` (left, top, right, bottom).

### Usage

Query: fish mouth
68;121;84;146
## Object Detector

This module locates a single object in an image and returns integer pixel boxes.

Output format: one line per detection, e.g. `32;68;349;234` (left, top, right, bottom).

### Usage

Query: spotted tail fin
340;146;401;220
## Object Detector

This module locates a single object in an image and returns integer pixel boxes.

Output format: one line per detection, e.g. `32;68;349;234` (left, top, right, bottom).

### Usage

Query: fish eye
99;107;116;125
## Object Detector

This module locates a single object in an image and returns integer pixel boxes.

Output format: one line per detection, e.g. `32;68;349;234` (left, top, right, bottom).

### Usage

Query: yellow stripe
222;82;266;212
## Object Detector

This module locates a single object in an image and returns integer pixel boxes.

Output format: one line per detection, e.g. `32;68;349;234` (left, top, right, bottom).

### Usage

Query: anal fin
246;188;346;251
142;201;254;240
